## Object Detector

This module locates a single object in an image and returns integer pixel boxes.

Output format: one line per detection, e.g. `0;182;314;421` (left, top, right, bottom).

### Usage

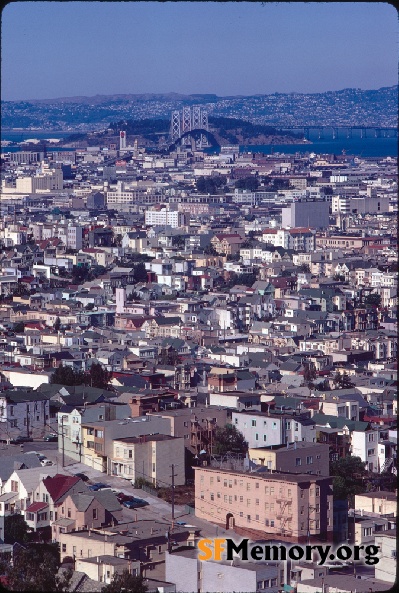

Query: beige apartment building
195;467;333;543
248;442;330;476
110;434;185;486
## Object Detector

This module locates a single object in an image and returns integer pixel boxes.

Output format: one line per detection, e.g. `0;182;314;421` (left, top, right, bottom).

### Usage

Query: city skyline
2;1;398;101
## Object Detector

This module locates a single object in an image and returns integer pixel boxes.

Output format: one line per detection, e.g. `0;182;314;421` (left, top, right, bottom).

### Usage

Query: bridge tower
170;111;181;143
192;106;201;130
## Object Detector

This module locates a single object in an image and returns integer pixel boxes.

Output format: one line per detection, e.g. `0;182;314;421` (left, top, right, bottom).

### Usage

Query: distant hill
2;86;397;130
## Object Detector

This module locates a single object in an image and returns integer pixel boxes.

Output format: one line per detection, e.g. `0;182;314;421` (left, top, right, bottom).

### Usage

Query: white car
40;459;53;466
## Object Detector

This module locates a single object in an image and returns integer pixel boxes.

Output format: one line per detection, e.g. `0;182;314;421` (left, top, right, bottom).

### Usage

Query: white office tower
119;131;127;151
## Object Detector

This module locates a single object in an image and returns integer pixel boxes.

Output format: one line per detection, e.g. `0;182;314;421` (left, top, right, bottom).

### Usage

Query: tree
87;362;112;389
364;293;381;308
330;456;368;504
4;515;29;544
5;546;72;592
50;365;86;387
171;235;186;248
54;316;61;332
235;176;259;191
133;262;148;283
303;362;317;386
12;322;25;333
299;264;310;273
333;371;355;389
101;570;148;593
213;424;248;455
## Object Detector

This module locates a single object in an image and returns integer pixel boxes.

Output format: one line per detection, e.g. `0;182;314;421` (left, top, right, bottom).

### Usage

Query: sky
1;1;398;101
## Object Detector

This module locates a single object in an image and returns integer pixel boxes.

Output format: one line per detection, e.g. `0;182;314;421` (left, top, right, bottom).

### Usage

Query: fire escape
191;417;216;454
276;494;293;536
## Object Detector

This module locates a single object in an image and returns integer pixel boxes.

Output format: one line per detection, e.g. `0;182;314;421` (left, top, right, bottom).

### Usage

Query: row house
142;317;182;339
0;391;50;441
195;466;333;542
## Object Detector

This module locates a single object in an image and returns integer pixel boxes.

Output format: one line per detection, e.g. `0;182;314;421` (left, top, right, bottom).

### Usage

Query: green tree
171;235;186;248
50;365;86;387
213;424;248;455
4;514;29;544
303;362;317;386
299;264;311;273
330;456;367;504
133;262;148;283
364;293;381;308
54;316;61;332
101;570;148;593
12;322;25;333
5;547;72;592
333;371;355;389
235;176;259;191
87;362;112;389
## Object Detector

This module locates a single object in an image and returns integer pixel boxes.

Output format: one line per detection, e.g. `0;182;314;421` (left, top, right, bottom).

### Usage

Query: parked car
74;473;89;482
122;497;149;509
88;483;110;491
117;493;134;503
43;434;58;442
10;436;33;444
40;459;53;466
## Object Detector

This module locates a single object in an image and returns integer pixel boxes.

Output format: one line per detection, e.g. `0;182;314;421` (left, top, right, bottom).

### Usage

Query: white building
145;208;186;228
232;411;284;448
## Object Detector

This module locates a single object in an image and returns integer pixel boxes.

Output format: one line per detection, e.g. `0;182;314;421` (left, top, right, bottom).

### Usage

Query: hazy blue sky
2;2;398;100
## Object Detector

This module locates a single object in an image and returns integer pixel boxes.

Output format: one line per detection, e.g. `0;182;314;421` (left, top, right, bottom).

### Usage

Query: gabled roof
25;501;48;513
42;474;82;502
69;493;95;512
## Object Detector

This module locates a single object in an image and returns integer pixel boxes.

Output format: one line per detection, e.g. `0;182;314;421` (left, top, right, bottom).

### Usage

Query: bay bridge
280;126;398;140
168;106;219;150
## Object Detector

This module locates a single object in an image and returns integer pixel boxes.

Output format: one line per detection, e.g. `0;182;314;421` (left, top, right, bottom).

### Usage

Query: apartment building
145;208;186;228
195;466;333;542
248;442;330;476
80;416;172;473
110;434;185;486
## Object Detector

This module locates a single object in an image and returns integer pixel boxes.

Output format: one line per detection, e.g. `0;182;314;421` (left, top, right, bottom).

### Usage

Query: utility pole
61;415;65;467
170;464;178;531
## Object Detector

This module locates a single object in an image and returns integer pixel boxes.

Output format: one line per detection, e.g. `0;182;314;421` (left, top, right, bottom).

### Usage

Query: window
255;482;259;489
239;496;243;503
270;487;274;495
228;480;232;488
201;492;204;500
288;489;292;497
93;508;98;519
210;477;214;485
306;456;313;464
210;493;214;501
67;509;71;518
265;519;269;526
62;544;66;553
246;498;251;507
263;435;267;442
247;515;251;522
255;499;259;506
11;481;18;492
251;420;256;427
315;487;320;497
270;520;275;527
255;433;259;441
246;483;251;491
265;486;269;495
295;458;302;466
364;527;372;536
